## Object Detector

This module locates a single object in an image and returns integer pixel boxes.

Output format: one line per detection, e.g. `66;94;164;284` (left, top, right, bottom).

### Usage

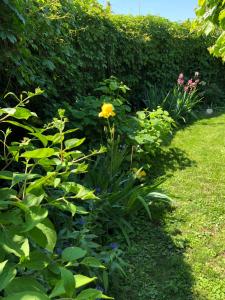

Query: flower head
133;168;147;179
177;73;184;85
99;103;116;119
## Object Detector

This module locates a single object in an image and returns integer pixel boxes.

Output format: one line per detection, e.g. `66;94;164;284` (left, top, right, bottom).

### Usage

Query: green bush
1;0;225;119
0;89;114;300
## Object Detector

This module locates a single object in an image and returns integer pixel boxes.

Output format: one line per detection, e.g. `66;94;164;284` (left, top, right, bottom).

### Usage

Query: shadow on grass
111;214;194;300
150;147;197;180
109;144;197;299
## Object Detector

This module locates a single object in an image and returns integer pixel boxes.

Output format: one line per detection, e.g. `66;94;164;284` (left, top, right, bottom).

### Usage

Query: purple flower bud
77;217;85;226
109;242;119;250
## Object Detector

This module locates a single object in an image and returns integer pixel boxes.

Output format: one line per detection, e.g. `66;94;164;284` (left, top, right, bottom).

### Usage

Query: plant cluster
0;84;173;299
143;72;203;123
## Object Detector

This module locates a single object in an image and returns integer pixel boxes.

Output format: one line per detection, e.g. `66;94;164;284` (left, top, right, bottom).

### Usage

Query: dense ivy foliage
0;0;225;119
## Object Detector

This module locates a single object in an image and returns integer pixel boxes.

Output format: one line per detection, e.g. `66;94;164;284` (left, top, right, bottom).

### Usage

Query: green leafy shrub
0;89;114;300
61;77;131;141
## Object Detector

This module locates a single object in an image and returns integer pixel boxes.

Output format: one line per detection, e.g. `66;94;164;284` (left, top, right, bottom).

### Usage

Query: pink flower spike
177;78;184;85
188;79;193;85
178;73;184;79
184;85;189;92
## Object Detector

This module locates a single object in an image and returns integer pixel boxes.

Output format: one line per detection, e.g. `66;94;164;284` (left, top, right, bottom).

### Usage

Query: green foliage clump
0;89;114;300
0;87;173;299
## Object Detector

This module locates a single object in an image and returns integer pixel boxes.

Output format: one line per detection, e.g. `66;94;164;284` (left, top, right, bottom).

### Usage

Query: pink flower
184;85;189;92
177;73;184;85
178;73;184;79
188;79;193;85
177;78;184;85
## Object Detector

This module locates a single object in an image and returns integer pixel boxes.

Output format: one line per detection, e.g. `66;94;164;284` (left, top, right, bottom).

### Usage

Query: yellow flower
132;168;147;179
99;103;116;119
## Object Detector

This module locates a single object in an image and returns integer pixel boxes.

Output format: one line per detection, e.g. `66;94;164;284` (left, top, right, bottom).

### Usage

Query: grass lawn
116;112;225;300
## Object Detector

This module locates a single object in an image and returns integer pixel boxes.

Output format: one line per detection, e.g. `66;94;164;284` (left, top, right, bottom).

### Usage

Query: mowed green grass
118;113;225;300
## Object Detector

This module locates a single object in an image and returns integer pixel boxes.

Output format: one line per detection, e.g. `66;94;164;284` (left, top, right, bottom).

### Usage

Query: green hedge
1;0;225;117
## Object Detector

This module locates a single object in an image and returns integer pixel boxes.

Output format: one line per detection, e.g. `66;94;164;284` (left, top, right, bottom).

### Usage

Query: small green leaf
81;257;105;269
62;247;87;262
65;138;85;149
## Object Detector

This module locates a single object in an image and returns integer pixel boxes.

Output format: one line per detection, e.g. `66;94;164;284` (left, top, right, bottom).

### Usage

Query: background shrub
1;0;225;119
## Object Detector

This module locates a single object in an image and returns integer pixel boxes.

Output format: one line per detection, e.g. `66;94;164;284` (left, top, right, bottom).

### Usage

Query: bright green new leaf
65;138;85;149
75;275;97;289
21;148;55;159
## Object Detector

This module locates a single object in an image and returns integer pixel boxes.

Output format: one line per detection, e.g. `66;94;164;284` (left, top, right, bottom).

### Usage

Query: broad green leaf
60;267;75;298
4;291;50;300
76;289;113;300
29;132;48;147
65;138;85;149
0;231;28;258
0;108;16;115
62;247;87;262
12;107;37;120
0;260;8;274
75;289;102;300
75;275;97;289
21;238;30;257
51;200;76;216
0;188;17;200
23;207;48;232
4;120;35;132
28;218;56;252
24;188;45;207
81;257;105;269
0;261;17;291
26;173;56;193
21;148;55;159
0;171;13;180
21;251;50;270
49;280;64;299
5;277;45;295
12;173;40;187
